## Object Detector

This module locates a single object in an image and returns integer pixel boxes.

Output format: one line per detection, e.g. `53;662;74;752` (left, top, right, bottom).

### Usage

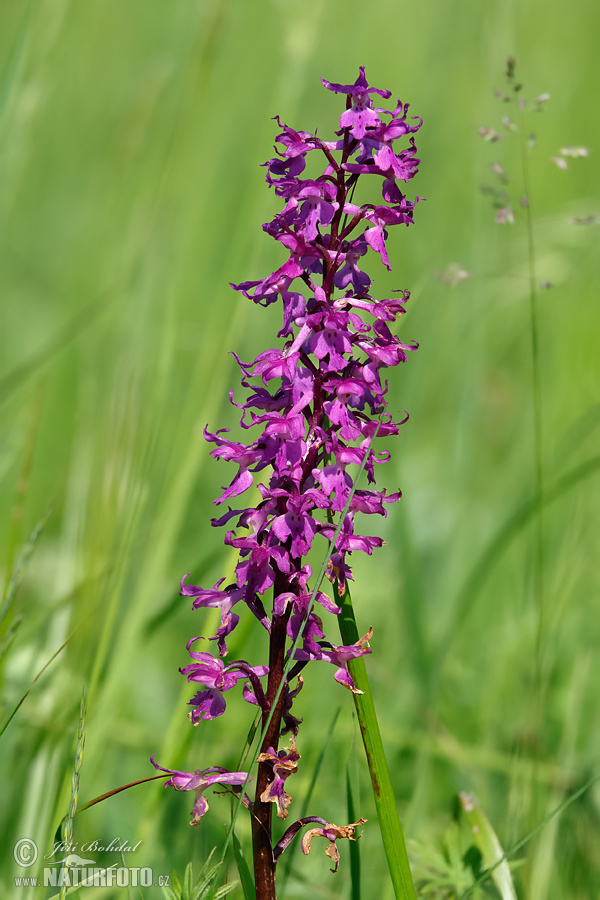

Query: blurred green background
1;0;598;897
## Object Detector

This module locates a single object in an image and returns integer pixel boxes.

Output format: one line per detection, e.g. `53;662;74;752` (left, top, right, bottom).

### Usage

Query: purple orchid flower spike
154;67;421;900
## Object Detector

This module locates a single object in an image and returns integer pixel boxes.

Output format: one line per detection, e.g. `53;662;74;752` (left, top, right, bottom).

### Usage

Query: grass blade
232;831;256;900
0;614;22;661
3;382;43;591
1;506;51;626
0;628;73;737
0;0;34;127
346;759;361;900
59;691;87;900
182;861;194;900
457;792;517;900
460;771;600;897
442;454;600;664
337;582;417;900
161;886;179;900
0;281;122;405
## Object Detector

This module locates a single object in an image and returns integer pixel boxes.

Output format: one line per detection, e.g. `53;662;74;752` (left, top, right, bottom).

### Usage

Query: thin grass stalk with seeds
59;691;86;900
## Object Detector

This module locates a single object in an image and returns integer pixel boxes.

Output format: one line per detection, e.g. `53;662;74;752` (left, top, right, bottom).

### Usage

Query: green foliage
162;853;238;900
232;832;256;900
410;797;522;900
0;507;50;667
410;821;485;898
455;793;517;900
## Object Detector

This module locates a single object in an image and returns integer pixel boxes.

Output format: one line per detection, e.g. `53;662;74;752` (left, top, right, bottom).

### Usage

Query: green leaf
0;628;73;738
212;883;239;899
171;868;183;896
182;861;194;900
196;849;228;899
1;507;51;626
445;455;600;659
232;831;256;900
337;581;417;900
457;792;517;900
0;613;22;661
346;761;361;900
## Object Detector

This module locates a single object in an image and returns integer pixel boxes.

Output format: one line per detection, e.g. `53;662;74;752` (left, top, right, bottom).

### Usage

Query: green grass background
1;0;599;897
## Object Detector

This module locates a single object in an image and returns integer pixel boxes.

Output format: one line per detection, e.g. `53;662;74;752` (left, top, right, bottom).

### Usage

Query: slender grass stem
517;119;547;857
59;691;86;900
520;134;545;681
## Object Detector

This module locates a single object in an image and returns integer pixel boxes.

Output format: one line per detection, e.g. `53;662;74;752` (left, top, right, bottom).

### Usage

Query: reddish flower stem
252;579;292;899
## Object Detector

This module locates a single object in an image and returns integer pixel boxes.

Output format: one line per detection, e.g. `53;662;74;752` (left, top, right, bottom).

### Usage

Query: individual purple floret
293;627;373;693
179;637;268;722
150;756;250;826
322;66;392;139
257;740;301;819
153;67;421;899
301;818;367;873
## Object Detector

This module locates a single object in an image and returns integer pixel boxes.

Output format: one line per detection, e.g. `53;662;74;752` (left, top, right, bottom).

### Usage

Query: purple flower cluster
153;67;421;884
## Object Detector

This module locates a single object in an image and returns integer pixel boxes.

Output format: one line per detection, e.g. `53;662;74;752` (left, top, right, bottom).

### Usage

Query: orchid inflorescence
153;66;422;893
